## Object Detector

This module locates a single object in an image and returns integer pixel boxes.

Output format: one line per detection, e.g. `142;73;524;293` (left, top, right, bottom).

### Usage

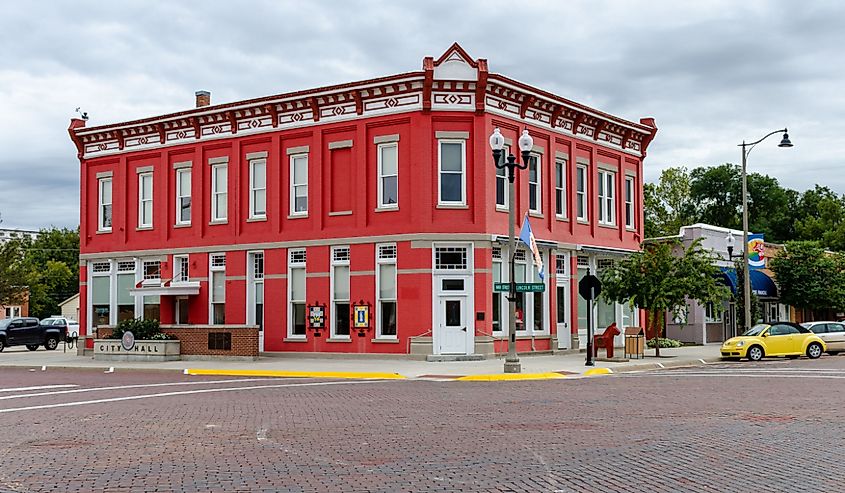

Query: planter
93;339;181;362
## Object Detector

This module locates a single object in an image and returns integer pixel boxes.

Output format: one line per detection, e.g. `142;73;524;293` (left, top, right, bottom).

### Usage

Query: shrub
646;337;682;349
109;318;177;340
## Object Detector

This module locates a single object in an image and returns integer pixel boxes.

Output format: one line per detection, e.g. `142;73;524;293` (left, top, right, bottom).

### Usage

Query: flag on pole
519;214;545;281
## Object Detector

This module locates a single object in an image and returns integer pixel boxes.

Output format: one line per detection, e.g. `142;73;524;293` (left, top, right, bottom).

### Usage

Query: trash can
624;326;645;359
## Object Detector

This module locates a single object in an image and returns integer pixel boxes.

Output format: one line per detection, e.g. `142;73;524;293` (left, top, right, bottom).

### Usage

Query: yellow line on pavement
184;369;406;380
456;373;566;382
583;368;613;376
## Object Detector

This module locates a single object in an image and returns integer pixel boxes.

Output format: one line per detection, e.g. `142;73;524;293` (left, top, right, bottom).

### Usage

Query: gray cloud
1;0;842;229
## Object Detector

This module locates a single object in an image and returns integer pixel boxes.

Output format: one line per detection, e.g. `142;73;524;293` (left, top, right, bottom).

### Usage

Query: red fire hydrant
593;323;621;358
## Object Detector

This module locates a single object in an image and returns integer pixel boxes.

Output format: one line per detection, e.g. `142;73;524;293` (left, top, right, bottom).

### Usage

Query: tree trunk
649;310;660;358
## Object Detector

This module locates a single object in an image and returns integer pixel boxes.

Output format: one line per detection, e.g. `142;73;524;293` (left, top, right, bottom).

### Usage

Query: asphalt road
0;357;844;492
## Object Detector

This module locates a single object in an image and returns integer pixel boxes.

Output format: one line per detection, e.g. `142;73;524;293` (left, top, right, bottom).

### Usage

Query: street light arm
739;128;788;158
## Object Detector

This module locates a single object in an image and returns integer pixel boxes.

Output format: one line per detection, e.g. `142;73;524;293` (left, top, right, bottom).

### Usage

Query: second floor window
598;170;616;226
555;159;567;218
211;164;227;221
176;169;191;225
625;176;635;229
249;159;266;219
528;154;541;214
438;140;465;205
98;177;112;231
138;173;153;228
378;143;398;208
290;153;308;215
576;165;587;221
495;145;510;209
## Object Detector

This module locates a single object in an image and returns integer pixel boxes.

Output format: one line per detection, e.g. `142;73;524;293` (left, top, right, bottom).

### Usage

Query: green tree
793;186;845;251
600;239;731;356
14;228;80;319
643;167;695;238
769;241;845;319
689;164;741;230
0;241;30;310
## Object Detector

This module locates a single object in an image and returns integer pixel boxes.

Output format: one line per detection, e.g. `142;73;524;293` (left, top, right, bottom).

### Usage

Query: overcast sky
1;0;842;230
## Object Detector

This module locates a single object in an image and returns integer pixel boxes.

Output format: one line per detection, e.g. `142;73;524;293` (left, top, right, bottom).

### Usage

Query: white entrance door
556;283;570;349
438;297;468;354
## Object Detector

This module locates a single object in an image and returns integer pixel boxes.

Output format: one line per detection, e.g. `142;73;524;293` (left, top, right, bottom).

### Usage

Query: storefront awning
718;268;778;298
130;281;200;297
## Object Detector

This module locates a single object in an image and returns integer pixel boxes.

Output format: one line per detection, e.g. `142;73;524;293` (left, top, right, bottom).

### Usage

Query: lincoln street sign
494;282;545;293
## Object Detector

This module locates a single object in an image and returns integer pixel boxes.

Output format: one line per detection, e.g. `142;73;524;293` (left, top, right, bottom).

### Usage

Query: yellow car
721;322;826;361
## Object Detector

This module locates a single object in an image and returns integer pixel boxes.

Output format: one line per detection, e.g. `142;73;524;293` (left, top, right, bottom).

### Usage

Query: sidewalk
0;344;723;379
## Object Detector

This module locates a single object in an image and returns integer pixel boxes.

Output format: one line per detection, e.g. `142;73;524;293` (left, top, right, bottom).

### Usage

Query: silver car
802;321;845;355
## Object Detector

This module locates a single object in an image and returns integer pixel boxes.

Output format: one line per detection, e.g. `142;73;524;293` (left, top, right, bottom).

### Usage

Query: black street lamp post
490;128;533;373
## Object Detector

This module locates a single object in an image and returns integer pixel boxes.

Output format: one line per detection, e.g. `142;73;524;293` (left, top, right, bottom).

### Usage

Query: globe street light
739;129;792;332
490;128;533;373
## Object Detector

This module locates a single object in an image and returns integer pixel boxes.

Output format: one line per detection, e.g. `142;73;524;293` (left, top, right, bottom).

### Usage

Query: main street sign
493;282;545;293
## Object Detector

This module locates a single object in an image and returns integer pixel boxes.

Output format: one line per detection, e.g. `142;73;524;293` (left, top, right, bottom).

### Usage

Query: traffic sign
494;282;546;293
578;274;602;300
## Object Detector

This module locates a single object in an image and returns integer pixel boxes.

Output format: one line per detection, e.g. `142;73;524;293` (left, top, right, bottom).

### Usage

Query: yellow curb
456;372;566;381
184;369;406;380
583;368;613;376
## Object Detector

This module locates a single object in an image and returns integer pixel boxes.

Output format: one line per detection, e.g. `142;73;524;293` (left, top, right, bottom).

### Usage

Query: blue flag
519;215;545;281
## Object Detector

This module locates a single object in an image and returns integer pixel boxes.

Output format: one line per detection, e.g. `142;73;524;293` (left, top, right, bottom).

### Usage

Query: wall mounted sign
308;304;325;329
353;303;370;329
121;331;135;351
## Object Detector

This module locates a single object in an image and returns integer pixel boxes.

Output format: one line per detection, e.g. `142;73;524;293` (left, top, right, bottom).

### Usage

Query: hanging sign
748;234;765;269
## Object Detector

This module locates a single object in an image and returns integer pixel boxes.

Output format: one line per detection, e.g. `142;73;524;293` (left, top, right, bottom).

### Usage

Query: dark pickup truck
0;317;66;352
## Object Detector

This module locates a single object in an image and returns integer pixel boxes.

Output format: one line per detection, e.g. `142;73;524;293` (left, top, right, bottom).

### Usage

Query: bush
647;337;682;348
109;318;177;340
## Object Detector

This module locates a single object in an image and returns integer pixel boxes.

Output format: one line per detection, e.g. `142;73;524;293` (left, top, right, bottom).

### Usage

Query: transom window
210;254;226;269
556;256;567;275
91;261;111;273
435;247;467;270
143;260;161;280
378;244;397;260
576;256;589;268
252;252;264;279
117;261;135;272
289;249;306;265
333;246;350;263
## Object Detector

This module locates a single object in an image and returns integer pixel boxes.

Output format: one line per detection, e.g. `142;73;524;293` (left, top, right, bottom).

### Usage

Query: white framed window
705;302;722;323
247;251;264;334
211;164;228;221
438;140;465;205
209;253;226;324
512;247;548;335
142;260;161;281
173;255;189;282
377;143;398;208
90;261;112;328
98;178;112;232
376;244;397;338
435;246;468;271
625;176;635;230
495;145;510;209
576;165;587;221
289;249;306;337
137;172;153;228
598;170;616;226
528;154;541;214
249;159;267;219
492;247;504;334
331;246;351;338
290;153;308;215
555;159;567;218
175;169;191;225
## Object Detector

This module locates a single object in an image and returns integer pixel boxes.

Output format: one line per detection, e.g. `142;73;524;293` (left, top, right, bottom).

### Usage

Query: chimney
195;90;211;108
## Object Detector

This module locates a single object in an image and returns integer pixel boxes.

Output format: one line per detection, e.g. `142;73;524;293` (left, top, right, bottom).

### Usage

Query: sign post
578;269;602;367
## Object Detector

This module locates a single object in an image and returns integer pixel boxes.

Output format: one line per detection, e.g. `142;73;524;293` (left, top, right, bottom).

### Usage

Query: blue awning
718;267;778;298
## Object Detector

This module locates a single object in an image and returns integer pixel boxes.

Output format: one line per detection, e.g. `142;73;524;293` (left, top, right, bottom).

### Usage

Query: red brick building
69;44;657;357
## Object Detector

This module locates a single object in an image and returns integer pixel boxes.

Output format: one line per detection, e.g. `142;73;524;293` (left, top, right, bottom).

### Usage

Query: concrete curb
184;368;407;380
599;357;723;374
455;373;566;382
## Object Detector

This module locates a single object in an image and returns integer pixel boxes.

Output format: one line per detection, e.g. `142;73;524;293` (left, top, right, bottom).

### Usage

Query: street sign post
578;271;602;366
494;282;545;293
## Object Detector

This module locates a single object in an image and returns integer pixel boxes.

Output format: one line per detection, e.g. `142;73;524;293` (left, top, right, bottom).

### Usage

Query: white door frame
555;251;571;350
431;243;474;356
435;294;470;355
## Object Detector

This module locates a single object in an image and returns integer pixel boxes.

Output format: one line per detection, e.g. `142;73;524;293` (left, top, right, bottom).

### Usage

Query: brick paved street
0;358;844;492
